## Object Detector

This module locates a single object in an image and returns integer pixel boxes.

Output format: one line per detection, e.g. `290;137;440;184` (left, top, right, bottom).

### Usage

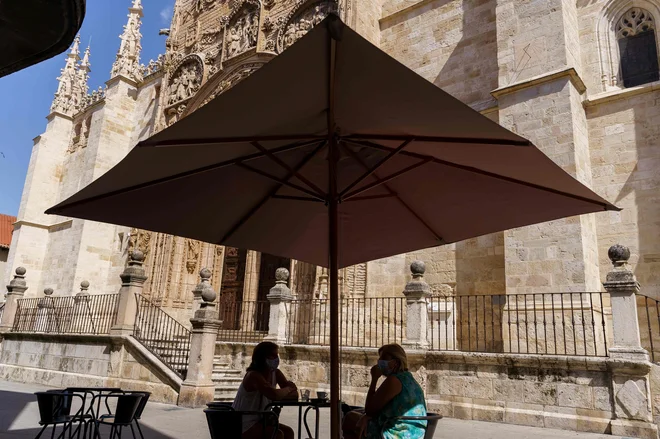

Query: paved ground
0;381;627;439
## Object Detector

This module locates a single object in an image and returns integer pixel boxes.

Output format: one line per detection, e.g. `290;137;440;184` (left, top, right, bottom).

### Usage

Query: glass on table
301;389;310;401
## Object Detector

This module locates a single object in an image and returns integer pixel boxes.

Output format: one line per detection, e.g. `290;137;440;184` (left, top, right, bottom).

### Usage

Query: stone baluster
0;267;28;333
192;268;212;315
36;288;56;332
264;268;293;344
604;244;658;439
111;250;147;336
179;272;222;408
604;244;647;361
402;261;431;349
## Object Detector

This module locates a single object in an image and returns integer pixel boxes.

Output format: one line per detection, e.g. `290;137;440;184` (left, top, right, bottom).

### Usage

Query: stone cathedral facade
4;0;660;324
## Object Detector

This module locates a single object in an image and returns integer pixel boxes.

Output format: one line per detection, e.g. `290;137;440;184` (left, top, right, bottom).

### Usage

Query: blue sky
0;0;175;216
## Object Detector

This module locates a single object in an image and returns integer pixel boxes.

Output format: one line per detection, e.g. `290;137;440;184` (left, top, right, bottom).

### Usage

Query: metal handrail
133;293;191;379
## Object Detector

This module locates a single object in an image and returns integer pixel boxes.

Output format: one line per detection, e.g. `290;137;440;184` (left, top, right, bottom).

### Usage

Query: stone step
212;376;243;384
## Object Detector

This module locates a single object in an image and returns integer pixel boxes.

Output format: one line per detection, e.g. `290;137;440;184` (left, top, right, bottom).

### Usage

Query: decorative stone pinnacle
275;267;290;283
200;268;212;280
130;250;145;265
7;267;28;295
71;34;81;57
80;280;90;292
201;288;217;304
608;244;630;267
111;0;144;82
44;288;54;296
410;260;425;278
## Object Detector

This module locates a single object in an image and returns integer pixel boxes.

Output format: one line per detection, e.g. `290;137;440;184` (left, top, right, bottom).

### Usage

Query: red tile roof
0;214;16;249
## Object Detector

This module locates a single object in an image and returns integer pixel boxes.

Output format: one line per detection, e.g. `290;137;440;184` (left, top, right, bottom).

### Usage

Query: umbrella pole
329;135;341;439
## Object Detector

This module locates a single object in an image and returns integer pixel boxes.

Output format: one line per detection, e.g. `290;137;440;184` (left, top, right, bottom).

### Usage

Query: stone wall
0;333;180;404
215;342;648;435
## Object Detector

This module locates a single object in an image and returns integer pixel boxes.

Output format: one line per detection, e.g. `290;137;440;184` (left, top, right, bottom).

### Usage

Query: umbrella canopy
47;15;617;438
0;0;85;78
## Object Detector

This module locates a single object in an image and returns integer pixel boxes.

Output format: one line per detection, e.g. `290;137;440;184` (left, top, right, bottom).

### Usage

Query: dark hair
247;341;278;372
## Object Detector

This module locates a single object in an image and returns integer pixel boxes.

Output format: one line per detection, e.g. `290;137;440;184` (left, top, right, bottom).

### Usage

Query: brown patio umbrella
47;15;618;438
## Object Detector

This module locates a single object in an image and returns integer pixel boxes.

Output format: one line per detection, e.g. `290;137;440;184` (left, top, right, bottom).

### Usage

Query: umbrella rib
349;139;616;211
46;140;320;214
272;195;324;202
236;162;326;201
250;141;326;198
344;194;397;202
140;134;326;148
216;140;327;245
342;157;433;201
340;142;445;243
338;138;413;198
345;134;530;147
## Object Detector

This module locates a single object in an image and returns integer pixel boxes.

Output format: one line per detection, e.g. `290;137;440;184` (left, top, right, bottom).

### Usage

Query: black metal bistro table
266;399;331;439
64;387;123;418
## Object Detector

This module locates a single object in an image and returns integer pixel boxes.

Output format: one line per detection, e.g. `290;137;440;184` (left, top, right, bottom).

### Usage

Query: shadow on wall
0;389;180;439
598;93;660;298
434;0;499;109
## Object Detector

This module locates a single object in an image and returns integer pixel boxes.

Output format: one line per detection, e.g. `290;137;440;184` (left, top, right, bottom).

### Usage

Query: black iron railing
638;294;660;362
286;297;406;347
217;300;270;343
134;294;191;379
0;302;4;322
428;292;609;356
12;294;119;335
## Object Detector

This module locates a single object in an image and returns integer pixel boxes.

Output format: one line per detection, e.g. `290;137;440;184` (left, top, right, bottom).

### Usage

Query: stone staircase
212;355;244;401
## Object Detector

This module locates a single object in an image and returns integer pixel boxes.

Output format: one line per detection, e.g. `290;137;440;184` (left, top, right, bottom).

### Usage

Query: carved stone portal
276;0;336;53
223;0;260;60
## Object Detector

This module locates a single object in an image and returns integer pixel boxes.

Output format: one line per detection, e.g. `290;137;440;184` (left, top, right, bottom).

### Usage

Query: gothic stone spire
78;45;91;98
111;0;144;82
51;35;85;116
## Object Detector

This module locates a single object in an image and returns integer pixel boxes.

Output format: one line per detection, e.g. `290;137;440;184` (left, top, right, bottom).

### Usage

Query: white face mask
266;357;280;370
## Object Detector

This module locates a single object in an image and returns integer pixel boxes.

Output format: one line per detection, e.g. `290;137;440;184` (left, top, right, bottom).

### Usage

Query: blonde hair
378;343;408;372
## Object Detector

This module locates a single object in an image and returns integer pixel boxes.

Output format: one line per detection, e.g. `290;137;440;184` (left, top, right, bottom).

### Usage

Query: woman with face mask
343;343;427;439
232;341;298;439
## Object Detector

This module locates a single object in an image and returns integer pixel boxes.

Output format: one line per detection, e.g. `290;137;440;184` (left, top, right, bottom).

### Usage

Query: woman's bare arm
364;375;402;417
244;371;295;401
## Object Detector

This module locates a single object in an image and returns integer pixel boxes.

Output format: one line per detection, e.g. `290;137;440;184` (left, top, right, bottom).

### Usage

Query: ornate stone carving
616;8;655;39
263;0;275;9
276;0;335;53
167;54;204;107
186;239;201;274
342;263;367;297
262;17;274;34
111;0;144;82
67;117;91;153
140;54;165;77
193;0;217;14
199;62;264;108
128;229;151;258
223;0;260;59
81;86;106;110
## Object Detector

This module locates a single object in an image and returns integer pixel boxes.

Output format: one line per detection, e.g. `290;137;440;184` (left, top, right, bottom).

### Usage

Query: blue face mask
378;359;393;375
266;357;280;370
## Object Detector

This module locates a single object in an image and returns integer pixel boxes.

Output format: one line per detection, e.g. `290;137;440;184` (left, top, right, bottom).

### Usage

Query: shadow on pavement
0;389;181;439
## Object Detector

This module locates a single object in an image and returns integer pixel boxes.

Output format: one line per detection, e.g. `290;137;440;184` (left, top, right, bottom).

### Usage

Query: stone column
402;261;431;349
604;244;647;361
264;268;293;344
0;267;28;333
111;251;147;336
179;275;222;408
603;244;658;439
191;268;212;315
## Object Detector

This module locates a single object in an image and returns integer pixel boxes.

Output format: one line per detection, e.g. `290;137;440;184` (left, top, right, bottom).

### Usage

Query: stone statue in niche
224;5;259;58
167;55;203;106
186;239;201;274
277;1;335;53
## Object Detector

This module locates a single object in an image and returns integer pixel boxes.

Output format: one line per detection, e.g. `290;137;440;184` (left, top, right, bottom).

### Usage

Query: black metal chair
34;391;87;439
380;412;442;439
204;405;279;439
88;393;143;439
129;392;150;439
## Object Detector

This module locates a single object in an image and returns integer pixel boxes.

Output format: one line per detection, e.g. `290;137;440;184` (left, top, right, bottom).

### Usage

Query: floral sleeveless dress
367;371;427;439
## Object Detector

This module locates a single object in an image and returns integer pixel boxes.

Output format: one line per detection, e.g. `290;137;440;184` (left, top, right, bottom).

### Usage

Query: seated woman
343;343;427;439
232;341;298;439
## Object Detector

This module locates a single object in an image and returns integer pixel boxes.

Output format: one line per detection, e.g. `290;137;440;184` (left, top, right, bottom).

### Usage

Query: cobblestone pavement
0;381;625;439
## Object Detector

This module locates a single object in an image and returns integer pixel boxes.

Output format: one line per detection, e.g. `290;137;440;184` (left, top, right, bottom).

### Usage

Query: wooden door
219;247;247;330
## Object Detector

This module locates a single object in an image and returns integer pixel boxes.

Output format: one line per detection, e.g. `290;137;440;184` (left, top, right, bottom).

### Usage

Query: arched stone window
616;8;659;87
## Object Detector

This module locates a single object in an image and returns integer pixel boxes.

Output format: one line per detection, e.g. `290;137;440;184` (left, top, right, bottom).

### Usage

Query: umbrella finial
327;13;344;41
